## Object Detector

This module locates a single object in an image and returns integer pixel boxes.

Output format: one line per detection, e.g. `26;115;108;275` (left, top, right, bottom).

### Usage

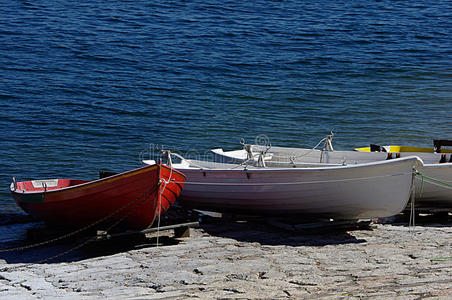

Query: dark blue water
0;0;451;219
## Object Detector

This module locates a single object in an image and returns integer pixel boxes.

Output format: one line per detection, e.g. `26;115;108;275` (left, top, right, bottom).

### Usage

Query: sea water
0;0;450;241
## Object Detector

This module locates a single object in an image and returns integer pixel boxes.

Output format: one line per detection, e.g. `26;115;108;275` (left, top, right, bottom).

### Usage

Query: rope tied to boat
414;171;452;190
408;170;452;231
409;168;417;229
156;155;175;246
249;133;336;165
0;181;160;267
35;181;163;266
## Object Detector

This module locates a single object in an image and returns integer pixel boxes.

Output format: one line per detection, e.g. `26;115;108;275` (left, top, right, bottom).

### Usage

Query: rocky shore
0;213;451;299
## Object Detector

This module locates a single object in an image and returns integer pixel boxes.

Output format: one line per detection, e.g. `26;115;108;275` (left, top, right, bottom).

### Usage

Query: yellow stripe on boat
355;146;452;153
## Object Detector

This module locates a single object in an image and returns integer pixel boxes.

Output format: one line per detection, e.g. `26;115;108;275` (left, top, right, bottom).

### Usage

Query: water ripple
0;0;451;213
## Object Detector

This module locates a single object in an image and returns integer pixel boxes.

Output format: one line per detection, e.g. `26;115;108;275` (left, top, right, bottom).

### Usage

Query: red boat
10;163;185;230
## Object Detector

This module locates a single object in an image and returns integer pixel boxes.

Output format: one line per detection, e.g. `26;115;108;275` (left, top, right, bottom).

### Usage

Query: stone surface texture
0;218;451;299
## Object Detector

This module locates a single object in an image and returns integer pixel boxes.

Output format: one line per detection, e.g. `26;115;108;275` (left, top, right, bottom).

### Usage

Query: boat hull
175;157;420;219
355;145;452;210
414;163;452;210
11;164;185;230
213;145;452;210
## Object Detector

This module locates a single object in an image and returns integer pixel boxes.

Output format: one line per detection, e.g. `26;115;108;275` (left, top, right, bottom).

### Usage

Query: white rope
156;164;174;246
213;136;333;170
249;134;337;165
409;170;416;230
169;172;412;186
254;137;327;162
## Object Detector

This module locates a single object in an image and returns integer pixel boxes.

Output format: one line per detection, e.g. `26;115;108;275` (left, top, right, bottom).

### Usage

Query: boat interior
12;179;88;192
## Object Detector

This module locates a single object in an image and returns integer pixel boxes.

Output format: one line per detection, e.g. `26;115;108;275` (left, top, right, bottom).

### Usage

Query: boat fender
396;153;401;158
246;173;251;179
202;172;206;177
439;154;446;163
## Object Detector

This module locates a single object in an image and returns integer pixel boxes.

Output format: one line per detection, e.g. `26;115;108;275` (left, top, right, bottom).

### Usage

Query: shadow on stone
383;211;452;227
198;214;368;247
0;230;182;265
0;206;199;265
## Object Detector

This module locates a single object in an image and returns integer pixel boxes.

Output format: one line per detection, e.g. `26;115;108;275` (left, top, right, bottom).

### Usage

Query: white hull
414;163;452;209
170;157;421;220
212;146;452;210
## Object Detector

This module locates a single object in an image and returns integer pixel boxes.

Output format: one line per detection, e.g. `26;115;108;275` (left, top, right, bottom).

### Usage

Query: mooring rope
409;170;417;229
415;171;452;190
155;164;174;247
0;183;161;272
249;136;329;164
408;170;452;231
227;135;333;169
418;172;425;199
31;183;161;267
0;182;159;261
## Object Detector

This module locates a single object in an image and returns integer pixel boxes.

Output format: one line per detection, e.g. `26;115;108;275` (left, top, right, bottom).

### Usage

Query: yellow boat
355;139;452;154
355;145;452;154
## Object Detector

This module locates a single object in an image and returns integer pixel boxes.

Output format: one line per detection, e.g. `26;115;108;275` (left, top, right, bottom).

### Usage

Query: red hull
11;164;185;230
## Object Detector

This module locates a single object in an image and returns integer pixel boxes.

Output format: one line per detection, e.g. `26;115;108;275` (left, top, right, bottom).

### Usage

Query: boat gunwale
174;156;423;173
11;164;183;195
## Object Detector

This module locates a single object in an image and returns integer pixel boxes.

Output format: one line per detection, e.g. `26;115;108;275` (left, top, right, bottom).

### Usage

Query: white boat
415;163;452;210
212;140;452;211
356;142;452;211
211;145;390;166
145;155;422;220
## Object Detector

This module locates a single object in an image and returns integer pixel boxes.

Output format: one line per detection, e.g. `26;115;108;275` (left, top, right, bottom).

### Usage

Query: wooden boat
150;155;421;220
10;164;186;230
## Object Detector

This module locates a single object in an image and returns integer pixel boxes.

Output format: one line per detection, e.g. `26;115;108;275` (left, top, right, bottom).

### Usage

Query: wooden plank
96;222;199;241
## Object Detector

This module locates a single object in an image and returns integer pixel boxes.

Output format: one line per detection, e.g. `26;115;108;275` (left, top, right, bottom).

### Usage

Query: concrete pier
0;215;451;299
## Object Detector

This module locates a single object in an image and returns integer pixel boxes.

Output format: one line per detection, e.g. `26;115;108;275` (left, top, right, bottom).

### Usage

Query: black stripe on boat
165;186;178;198
172;181;183;191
